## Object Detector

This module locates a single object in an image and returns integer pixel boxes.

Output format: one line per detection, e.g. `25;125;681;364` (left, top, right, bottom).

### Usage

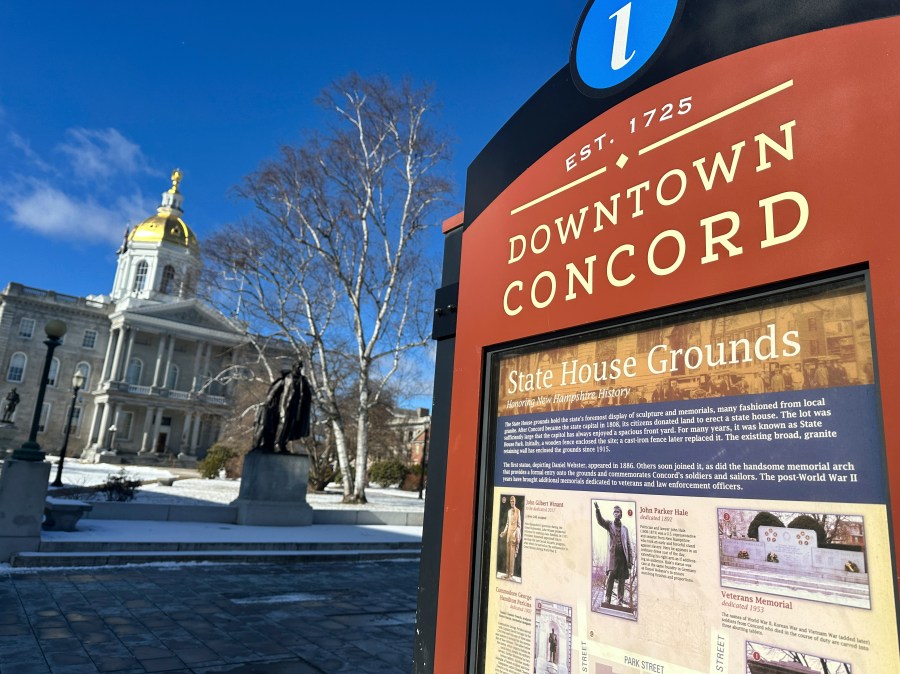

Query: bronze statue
2;388;19;423
251;360;311;453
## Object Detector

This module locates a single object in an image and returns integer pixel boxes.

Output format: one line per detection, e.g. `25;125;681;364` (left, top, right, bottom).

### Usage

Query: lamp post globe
52;368;86;487
11;319;67;462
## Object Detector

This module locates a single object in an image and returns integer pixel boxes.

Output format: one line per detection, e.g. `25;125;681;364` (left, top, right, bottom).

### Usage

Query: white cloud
5;181;153;244
58;127;153;180
8;132;52;172
0;125;167;245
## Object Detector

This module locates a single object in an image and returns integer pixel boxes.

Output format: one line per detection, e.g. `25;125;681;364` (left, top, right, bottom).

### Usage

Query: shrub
98;470;141;502
407;463;427;477
308;464;336;492
401;463;426;491
198;444;239;479
747;511;784;540
368;459;409;487
400;472;425;492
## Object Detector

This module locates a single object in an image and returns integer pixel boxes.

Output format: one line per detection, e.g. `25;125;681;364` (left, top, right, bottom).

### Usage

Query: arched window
47;357;60;387
126;358;143;385
7;353;26;382
166;364;179;390
132;260;148;292
75;362;91;390
160;265;176;294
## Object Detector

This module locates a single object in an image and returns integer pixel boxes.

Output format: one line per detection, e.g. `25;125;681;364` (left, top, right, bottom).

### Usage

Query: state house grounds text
500;393;857;492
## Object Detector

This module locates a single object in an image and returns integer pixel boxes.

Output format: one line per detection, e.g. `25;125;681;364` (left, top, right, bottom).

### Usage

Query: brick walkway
0;559;419;673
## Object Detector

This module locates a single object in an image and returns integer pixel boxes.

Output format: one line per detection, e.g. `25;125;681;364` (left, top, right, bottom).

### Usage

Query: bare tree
204;74;451;503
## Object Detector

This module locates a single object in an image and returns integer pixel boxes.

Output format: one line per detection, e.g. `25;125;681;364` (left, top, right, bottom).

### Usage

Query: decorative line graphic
639;79;793;154
510;166;608;215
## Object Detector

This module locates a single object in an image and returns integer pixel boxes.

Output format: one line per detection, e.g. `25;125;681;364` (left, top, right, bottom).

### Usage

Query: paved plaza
0;558;419;673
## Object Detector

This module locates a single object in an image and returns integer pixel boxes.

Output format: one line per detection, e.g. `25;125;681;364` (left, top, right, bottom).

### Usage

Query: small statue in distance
1;388;20;423
251;360;312;453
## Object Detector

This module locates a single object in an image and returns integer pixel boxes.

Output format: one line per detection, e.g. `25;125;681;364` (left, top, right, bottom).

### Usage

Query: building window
38;402;51;433
7;353;26;382
160;265;176;294
75;362;91;390
126;358;143;386
166;365;179;390
48;357;60;387
82;330;98;349
63;406;83;438
133;260;149;292
18;318;35;339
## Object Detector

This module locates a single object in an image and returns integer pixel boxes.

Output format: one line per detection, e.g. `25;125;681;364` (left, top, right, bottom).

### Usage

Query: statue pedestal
231;451;314;526
0;458;51;561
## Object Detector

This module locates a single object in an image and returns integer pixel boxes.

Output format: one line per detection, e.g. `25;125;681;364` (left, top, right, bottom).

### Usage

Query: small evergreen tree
747;511;784;540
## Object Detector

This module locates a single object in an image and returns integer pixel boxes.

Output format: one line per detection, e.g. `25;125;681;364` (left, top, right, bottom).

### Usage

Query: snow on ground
46;460;177;487
40;519;423;544
45;458;425;511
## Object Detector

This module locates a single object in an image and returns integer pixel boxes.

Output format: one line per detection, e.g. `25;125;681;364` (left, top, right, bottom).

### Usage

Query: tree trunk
333;420;353;499
351;382;370;503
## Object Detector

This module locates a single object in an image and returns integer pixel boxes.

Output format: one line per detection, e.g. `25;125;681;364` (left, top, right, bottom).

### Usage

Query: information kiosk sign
415;2;900;673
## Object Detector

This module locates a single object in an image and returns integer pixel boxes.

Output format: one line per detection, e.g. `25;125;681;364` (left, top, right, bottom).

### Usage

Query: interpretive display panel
418;4;900;673
478;276;897;673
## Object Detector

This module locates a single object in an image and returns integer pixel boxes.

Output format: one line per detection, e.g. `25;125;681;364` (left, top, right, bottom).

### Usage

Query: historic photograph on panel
746;640;853;674
719;508;870;609
496;493;525;582
591;498;638;619
534;599;573;674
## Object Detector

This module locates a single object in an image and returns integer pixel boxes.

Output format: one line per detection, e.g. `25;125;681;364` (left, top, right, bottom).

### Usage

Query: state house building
0;171;248;464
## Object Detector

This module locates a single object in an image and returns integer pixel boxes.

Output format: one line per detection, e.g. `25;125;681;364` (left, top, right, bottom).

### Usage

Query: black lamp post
51;369;86;487
11;319;67;462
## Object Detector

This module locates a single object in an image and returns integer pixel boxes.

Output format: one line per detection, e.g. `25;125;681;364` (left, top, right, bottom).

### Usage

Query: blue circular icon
572;0;681;93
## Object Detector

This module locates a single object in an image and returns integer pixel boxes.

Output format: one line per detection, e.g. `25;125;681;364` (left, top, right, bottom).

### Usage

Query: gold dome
129;213;198;250
127;169;198;251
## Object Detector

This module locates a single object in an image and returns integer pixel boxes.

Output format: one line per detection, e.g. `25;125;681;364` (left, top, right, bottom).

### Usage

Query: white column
121;329;136;382
200;343;212;391
181;412;194;447
101;329;117;381
151;407;165;452
140;408;155;453
152;334;168;388
191;341;204;391
95;403;112;449
88;402;104;447
109;328;126;381
190;414;203;453
162;337;176;388
107;404;122;449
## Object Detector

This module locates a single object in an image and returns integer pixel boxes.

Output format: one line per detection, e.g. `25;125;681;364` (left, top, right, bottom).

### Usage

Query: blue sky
0;1;583;297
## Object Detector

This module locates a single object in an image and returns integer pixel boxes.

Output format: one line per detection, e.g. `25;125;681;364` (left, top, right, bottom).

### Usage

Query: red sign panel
436;18;900;673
